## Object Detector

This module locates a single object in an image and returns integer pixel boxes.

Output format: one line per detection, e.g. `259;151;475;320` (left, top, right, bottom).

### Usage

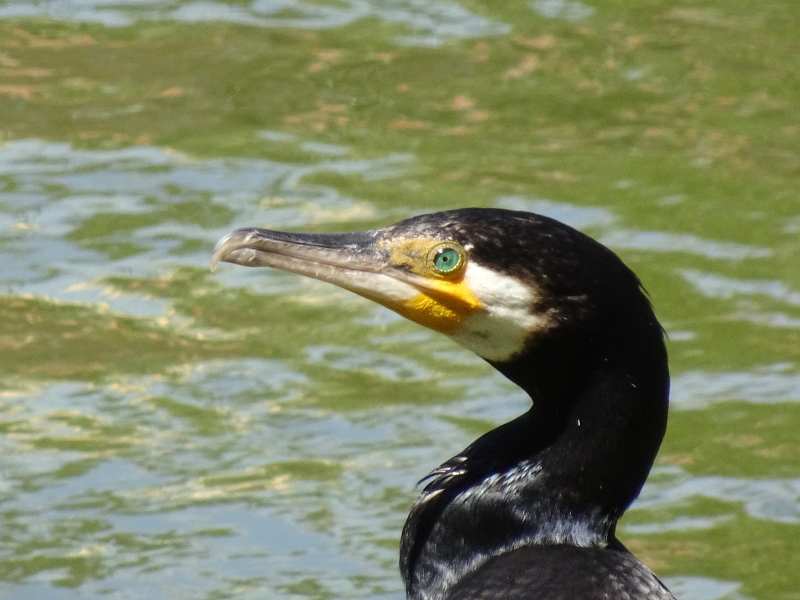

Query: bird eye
430;245;463;274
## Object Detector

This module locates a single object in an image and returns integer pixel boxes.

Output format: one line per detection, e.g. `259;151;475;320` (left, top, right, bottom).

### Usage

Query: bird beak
212;226;418;304
211;227;483;335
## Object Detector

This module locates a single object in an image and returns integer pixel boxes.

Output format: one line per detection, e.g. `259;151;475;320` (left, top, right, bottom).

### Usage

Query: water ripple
640;466;800;524
682;269;800;305
599;230;772;260
0;139;410;309
306;345;432;381
672;365;800;408
0;0;509;46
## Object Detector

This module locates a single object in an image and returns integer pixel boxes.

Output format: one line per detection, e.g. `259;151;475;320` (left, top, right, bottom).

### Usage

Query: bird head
212;208;653;367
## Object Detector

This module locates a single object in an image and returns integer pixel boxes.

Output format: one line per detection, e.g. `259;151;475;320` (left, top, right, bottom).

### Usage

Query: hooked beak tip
210;230;246;272
210;239;225;272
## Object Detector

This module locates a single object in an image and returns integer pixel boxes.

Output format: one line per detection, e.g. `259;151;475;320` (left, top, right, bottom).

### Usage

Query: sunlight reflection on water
0;0;509;45
0;139;410;309
0;137;796;598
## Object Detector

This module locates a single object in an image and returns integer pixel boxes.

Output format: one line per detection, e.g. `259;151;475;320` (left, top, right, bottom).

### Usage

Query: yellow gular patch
396;279;483;335
375;236;481;334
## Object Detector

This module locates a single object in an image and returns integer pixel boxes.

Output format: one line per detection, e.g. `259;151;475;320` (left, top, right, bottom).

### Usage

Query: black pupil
436;249;459;271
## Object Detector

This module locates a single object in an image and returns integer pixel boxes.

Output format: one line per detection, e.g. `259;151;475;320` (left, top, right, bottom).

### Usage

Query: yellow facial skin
377;237;483;335
212;228;486;338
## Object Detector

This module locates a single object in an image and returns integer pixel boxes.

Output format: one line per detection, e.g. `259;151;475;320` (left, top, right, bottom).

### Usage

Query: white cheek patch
449;262;547;362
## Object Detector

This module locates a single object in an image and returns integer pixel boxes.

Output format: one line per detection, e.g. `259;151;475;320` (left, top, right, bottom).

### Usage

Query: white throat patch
449;262;546;362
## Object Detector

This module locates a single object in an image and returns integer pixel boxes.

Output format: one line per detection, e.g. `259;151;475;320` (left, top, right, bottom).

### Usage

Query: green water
0;1;798;598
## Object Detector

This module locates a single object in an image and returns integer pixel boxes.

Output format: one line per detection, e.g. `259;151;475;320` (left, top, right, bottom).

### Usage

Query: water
0;1;798;598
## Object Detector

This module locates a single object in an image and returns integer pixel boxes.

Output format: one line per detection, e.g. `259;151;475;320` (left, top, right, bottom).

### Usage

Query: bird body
444;545;674;600
213;208;675;600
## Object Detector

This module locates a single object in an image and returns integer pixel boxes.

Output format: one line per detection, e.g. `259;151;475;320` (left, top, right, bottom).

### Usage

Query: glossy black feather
446;545;674;600
386;209;672;600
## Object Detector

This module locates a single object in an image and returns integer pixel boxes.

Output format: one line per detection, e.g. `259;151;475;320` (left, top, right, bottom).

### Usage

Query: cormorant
212;208;675;600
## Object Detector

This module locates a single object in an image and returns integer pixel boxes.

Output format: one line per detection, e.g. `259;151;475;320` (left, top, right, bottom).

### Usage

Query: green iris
433;247;461;272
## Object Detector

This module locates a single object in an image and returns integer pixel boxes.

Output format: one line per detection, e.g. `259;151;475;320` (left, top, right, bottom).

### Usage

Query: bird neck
400;313;669;600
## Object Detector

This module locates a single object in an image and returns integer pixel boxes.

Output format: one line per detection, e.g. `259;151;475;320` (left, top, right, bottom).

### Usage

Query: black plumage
212;208;676;600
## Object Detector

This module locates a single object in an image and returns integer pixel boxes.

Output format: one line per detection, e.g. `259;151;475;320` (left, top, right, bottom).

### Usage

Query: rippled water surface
0;1;798;599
